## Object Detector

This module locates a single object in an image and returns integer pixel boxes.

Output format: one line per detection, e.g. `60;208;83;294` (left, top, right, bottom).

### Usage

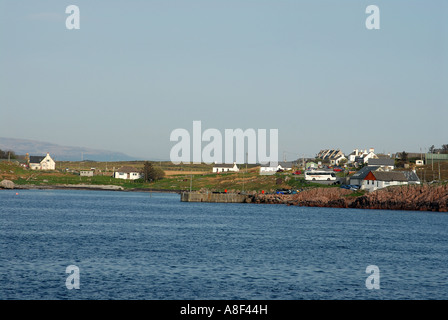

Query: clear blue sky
1;0;446;161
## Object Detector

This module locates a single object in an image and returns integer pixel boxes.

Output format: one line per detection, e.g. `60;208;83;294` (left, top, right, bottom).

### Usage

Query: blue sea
1;189;448;300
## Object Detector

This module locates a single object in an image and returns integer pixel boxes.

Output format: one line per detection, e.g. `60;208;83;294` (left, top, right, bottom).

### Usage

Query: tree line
0;149;18;160
141;161;165;182
428;144;448;154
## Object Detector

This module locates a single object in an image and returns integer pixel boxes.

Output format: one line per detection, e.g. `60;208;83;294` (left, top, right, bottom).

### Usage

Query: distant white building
80;170;94;177
367;158;395;170
212;162;239;173
348;148;378;165
28;153;56;170
259;161;294;175
114;166;142;180
317;149;346;165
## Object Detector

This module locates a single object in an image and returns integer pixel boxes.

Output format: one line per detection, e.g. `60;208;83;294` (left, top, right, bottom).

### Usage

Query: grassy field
0;161;329;192
2;160;447;192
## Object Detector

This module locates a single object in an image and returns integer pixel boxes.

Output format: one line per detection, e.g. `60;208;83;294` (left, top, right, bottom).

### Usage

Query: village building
362;171;408;192
367;158;395;170
400;170;421;185
349;166;380;186
425;153;448;163
114;166;142;180
212;163;239;173
80;170;94;177
28;152;56;170
348;148;378;165
316;149;346;165
259;161;294;175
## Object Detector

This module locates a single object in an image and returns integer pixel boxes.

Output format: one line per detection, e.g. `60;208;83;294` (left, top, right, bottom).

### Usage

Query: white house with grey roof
348;148;378;165
349;166;380;186
212;163;239;173
259;161;294;175
362;171;409;192
114;166;142;180
28;153;55;170
367;158;395;170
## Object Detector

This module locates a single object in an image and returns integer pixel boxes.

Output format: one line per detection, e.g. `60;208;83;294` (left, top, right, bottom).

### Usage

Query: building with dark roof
349;166;380;186
363;171;409;191
28;153;55;170
259;161;295;175
367;158;395;169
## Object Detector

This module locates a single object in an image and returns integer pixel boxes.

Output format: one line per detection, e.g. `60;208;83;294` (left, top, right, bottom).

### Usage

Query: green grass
1;161;343;192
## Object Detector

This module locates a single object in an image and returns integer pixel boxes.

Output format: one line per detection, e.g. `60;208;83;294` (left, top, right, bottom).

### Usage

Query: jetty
181;192;251;203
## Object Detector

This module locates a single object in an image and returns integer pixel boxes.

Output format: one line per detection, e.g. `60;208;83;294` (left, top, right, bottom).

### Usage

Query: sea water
1;189;447;300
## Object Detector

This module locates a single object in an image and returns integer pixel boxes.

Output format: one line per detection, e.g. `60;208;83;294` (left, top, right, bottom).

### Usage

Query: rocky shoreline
250;184;448;212
2;179;447;212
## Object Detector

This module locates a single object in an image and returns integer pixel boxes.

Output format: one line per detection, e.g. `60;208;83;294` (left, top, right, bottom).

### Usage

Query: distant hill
0;137;138;161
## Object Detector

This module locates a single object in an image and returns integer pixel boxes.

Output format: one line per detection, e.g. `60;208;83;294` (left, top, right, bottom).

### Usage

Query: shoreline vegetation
1;160;447;212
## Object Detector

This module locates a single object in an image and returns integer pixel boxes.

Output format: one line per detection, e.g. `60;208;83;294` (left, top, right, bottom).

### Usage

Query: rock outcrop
349;184;448;212
0;179;15;189
251;185;448;212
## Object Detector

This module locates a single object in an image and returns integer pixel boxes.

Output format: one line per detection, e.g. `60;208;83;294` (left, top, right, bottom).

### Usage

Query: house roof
29;156;45;164
399;170;420;182
351;166;380;179
368;158;395;166
261;161;294;168
371;171;407;182
278;161;294;168
116;166;140;173
317;149;344;160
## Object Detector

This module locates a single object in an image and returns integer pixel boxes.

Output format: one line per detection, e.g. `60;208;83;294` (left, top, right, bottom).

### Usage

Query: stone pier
181;192;251;203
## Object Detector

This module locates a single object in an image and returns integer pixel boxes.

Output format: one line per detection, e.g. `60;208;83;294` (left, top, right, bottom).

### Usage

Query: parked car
275;188;297;194
340;184;360;190
333;167;343;172
292;170;302;175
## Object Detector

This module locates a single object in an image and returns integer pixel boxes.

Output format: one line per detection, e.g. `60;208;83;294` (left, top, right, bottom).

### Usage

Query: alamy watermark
65;4;379;31
365;5;380;30
169;121;278;165
365;265;380;290
66;265;80;290
65;5;80;30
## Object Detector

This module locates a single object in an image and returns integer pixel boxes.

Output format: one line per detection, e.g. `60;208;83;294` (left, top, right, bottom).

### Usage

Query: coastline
8;184;182;193
249;184;448;212
3;183;447;213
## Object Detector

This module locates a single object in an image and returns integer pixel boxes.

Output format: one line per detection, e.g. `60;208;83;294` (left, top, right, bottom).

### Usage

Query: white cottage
114;166;142;180
362;171;408;192
349;148;378;164
259;161;294;175
80;170;94;177
28;153;56;170
213;163;239;173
